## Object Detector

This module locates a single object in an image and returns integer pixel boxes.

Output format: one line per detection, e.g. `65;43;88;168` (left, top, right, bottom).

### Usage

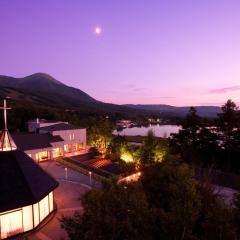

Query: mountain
125;104;222;118
0;73;147;115
0;73;96;103
0;73;221;118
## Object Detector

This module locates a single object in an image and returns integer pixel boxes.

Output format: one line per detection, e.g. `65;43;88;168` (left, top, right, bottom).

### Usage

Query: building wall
51;129;87;152
0;192;54;239
24;129;87;161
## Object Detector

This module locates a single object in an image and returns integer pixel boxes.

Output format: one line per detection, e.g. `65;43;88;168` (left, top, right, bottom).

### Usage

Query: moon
95;26;101;35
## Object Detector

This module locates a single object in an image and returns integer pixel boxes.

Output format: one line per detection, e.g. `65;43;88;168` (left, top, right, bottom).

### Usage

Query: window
33;203;39;227
52;148;62;158
39;195;50;222
69;133;75;140
22;206;33;231
36;151;49;162
49;192;54;212
0;192;55;239
0;209;23;239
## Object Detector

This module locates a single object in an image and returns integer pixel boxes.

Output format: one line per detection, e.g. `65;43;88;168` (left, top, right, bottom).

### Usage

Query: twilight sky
1;0;240;106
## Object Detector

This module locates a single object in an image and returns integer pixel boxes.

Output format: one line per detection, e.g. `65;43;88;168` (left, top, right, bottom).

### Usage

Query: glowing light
95;27;101;34
118;171;142;184
121;152;134;162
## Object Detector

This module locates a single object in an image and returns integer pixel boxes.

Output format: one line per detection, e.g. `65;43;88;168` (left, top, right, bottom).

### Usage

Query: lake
113;125;181;138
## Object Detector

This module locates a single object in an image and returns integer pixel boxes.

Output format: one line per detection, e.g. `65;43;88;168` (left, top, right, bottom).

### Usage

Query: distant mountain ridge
0;73;221;117
125;104;222;118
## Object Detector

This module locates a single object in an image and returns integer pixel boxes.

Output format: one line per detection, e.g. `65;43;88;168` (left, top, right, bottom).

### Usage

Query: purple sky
1;0;240;106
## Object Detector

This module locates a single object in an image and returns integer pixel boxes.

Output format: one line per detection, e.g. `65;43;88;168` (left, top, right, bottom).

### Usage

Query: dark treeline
0;98;180;133
0;99;145;131
170;99;240;173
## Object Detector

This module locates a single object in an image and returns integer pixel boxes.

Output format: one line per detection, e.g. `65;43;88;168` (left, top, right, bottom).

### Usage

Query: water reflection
113;125;181;138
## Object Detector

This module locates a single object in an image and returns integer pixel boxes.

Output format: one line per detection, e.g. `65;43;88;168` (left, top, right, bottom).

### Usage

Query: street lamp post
89;171;92;185
65;167;68;180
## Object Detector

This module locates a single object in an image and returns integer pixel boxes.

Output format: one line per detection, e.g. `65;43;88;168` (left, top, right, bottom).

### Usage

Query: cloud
209;86;240;94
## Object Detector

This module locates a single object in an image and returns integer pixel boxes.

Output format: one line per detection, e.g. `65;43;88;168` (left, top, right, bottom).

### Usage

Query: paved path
213;184;237;206
27;161;100;240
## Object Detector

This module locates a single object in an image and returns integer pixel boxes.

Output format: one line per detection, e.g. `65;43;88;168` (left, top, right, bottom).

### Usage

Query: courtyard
27;161;100;240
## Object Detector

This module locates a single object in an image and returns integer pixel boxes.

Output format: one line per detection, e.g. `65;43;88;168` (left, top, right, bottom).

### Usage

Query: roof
0;129;17;151
39;123;84;132
99;163;122;175
28;119;61;124
12;132;64;151
0;150;58;212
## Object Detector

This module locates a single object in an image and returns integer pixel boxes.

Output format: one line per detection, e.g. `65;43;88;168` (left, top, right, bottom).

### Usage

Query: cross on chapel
0;99;11;130
0;99;17;151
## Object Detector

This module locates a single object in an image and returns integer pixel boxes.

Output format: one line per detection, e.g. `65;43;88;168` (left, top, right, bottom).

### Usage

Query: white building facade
12;119;87;163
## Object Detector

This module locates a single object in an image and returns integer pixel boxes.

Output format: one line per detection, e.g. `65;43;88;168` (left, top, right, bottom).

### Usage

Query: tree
218;99;239;138
88;118;113;149
202;199;235;240
217;100;239;170
195;182;236;240
141;161;201;239
181;107;202;145
169;107;202;165
107;135;128;161
61;181;153;240
169;100;240;172
140;130;167;167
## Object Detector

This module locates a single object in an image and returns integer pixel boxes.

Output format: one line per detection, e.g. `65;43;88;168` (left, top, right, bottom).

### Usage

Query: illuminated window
37;151;49;162
22;206;33;231
33;203;39;227
52;148;62;158
39;195;50;222
49;192;54;212
78;143;84;150
72;144;77;152
0;209;23;239
0;192;55;239
64;144;71;153
69;133;75;140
